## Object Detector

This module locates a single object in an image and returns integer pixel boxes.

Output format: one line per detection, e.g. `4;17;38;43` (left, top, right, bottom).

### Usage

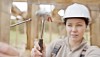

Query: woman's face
66;18;86;41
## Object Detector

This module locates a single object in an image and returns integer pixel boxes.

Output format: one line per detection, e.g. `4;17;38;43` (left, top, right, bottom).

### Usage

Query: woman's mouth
71;34;78;38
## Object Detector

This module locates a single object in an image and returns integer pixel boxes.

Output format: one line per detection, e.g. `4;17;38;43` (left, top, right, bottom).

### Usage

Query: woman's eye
67;25;72;27
77;24;82;26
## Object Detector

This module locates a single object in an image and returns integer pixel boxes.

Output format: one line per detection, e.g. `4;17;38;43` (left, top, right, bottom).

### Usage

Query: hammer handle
38;39;43;53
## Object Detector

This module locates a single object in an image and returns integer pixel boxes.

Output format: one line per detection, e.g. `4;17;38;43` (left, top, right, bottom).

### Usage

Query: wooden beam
72;0;100;4
11;5;22;16
13;0;27;2
31;4;39;47
26;0;32;50
26;0;39;50
90;10;100;47
13;0;100;5
0;0;12;43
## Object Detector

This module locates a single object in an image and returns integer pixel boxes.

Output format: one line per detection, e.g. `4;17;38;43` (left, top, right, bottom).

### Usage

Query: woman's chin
70;36;79;40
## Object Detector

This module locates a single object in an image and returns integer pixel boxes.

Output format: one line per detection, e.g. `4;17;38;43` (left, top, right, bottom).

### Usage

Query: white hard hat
63;3;91;22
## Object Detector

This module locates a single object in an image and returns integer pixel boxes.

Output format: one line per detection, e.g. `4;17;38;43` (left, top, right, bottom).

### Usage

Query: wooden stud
0;0;12;43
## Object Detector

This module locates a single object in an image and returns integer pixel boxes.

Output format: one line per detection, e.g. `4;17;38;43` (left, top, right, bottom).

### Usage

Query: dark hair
64;17;89;26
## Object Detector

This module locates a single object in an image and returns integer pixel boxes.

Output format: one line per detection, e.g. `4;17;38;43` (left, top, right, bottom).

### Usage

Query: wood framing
0;0;12;43
90;10;100;47
26;0;39;50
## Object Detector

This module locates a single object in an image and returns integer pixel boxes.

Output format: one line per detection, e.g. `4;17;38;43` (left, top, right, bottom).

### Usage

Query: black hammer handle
38;39;43;53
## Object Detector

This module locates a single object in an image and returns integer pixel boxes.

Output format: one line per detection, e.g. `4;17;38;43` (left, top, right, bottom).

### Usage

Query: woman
31;3;100;57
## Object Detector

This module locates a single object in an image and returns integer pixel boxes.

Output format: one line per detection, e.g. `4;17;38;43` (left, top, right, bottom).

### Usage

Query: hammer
36;10;51;53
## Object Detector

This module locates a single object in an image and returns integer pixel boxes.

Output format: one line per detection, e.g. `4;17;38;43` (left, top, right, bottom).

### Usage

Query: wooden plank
72;0;100;4
13;0;27;2
11;5;21;16
31;4;39;47
90;10;100;47
96;13;100;47
26;0;39;50
0;0;12;43
13;0;100;4
26;0;32;50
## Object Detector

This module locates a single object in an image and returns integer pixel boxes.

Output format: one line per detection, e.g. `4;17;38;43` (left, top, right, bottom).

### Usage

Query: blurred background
0;0;100;57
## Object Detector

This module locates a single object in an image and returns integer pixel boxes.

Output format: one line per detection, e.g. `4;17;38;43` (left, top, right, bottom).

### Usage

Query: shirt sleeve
85;46;100;57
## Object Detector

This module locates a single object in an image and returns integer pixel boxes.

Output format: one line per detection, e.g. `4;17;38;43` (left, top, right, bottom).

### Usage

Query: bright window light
39;4;55;13
58;9;64;16
13;2;27;12
11;15;16;20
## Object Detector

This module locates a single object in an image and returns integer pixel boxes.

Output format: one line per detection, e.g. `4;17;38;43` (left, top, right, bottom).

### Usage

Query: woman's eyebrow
67;23;72;24
77;22;84;24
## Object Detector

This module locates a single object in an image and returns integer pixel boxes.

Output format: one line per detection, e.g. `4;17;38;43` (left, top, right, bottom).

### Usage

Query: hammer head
36;10;52;22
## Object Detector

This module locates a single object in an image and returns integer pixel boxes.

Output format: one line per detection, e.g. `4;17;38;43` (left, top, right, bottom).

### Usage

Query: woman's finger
31;48;42;57
34;39;41;50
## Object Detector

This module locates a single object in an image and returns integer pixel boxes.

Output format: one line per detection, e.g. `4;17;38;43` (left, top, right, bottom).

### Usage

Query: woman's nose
71;27;77;32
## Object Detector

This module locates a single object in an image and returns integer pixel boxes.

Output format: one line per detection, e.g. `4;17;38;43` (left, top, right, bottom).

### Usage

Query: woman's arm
0;42;19;56
0;53;19;57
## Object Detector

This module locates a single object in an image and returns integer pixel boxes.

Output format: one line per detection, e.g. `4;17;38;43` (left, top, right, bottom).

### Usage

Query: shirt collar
65;37;87;51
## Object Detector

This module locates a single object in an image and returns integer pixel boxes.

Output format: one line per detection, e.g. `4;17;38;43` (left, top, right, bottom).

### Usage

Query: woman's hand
31;40;46;57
